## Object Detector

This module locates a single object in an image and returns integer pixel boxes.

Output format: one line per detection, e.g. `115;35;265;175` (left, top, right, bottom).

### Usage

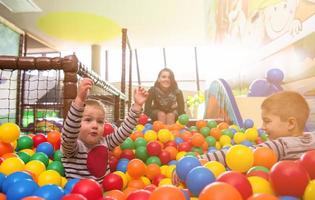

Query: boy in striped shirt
61;78;148;183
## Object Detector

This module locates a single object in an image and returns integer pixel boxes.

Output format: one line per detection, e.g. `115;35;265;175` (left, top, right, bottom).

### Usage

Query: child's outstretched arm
105;87;148;150
62;78;93;157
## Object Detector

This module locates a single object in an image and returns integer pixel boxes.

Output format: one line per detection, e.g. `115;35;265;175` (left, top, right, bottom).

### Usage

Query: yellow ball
0;157;25;175
136;124;144;132
144;130;157;141
304;180;315;200
245;128;258;142
219;135;231;146
140;176;151;186
158;178;172;186
0;122;20;143
215;141;221;150
114;171;128;189
38;170;61;186
204;161;226;177
233;132;247;144
248;176;274;195
226;145;254;172
25;160;46;180
160;165;168;176
176;151;187;160
157;129;172;143
165;165;176;178
61;176;68;188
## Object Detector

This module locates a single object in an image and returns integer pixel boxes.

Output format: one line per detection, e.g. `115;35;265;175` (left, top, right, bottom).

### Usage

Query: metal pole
163;48;167;68
194;47;200;92
105;50;108;81
135;49;141;85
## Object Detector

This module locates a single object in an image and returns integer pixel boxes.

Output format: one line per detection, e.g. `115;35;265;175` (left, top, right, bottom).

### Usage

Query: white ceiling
0;0;210;51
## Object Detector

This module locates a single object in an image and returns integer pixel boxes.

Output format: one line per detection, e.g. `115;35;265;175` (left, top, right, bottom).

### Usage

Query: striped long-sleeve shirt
61;102;140;183
199;132;315;166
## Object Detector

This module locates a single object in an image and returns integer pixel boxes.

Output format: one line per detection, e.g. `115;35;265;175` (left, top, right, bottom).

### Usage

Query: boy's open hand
133;87;148;111
75;78;93;107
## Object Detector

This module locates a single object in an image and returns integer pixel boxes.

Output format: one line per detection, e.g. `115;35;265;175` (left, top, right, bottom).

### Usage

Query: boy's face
261;109;291;139
79;105;105;147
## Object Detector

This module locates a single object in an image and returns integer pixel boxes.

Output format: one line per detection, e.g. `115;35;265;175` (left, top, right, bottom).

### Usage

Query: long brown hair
154;68;179;91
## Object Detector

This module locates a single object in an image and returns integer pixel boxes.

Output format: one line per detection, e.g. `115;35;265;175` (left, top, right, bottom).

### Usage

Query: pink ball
102;173;123;191
300;150;315;179
147;141;162;156
270;160;310;197
71;179;103;200
217;171;253;199
126;189;151;200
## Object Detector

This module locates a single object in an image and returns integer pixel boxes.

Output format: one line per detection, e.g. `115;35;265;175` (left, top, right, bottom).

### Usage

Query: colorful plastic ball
138;114;149;125
17;151;31;163
200;127;210;137
2;171;33;193
246;169;270;181
270;160;310;197
226;145;254;172
33;184;64;200
62;194;87;200
0;157;25;175
176;156;201;181
21;196;45;200
103;123;114;136
38;170;61;186
300;150;315;179
126;189;151;200
186;166;215;196
6;179;39;200
158;150;171;165
127;159;146;178
157;129;172;143
24;160;46;180
36;142;54;157
53;150;63;162
134;138;147;148
120;138;135;150
144;130;157;141
178;114;189;125
71;179;102;200
279;196;300;200
145;164;161;180
0;122;20;143
17;136;33;150
244;128;258;142
32;134;47;148
248;79;274;97
149;185;186;200
303;180;315;200
47;161;65;176
247;176;274;195
199;182;243;200
204;161;226;178
247;193;278;200
120;149;135;160
135;146;149;161
64;178;80;192
206;120;217;129
178;141;192;152
146;156;161;166
266;68;284;85
253;147;277;169
46;130;61;150
102;173;123;191
217;171;253;199
0;141;14;157
116;158;129;172
30;152;49;167
146;141;162;156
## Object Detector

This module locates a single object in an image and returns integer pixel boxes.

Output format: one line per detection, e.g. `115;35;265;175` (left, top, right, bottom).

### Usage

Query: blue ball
33;184;64;200
64;178;80;192
2;171;33;193
36;142;54;157
6;179;38;200
248;79;274;97
116;158;129;172
0;173;5;192
168;160;177;166
244;119;254;129
266;68;284;85
186;166;216;196
176;156;201;181
144;123;153;130
241;140;254;147
175;137;184;144
279;196;299;200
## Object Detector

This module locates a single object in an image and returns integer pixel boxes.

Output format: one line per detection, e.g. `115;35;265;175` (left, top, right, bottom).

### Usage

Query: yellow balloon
304;180;315;200
0;157;25;175
38;170;61;186
248;176;274;195
204;161;226;177
226;145;254;172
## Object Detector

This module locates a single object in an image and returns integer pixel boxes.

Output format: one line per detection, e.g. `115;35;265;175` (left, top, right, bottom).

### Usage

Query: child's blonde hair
85;99;106;115
261;91;310;131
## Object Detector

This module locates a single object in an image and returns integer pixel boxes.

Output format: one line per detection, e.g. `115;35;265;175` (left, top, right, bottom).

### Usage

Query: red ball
300;150;315;179
146;141;162;156
103;123;114;136
152;174;166;186
144;184;157;192
178;142;192;152
98;197;116;200
102;173;123;191
270;160;310;197
126;189;151;200
62;194;87;200
138;114;149;125
158;150;171;165
217;171;253;199
164;141;177;148
246;170;269;181
71;179;103;200
120;149;135;160
32;133;47;147
109;155;118;172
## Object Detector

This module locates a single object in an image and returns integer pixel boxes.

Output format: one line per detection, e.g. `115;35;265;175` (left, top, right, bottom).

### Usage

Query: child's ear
287;117;297;131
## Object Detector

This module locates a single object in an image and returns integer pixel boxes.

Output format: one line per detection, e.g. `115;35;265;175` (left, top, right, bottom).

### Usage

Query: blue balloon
33;184;64;200
6;179;38;200
186;166;216;196
266;68;284;85
176;156;201;181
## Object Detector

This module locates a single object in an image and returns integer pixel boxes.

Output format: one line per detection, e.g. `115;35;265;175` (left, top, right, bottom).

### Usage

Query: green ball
260;133;269;141
134;137;147;148
30;152;49;167
221;129;234;138
200;127;210;137
207;120;217;129
17;151;30;164
191;147;203;155
185;152;197;157
247;166;269;173
120;138;135;150
178;114;189;125
53;150;63;161
146;156;161;166
47;161;65;176
135;146;149;161
17;135;33;150
205;136;216;147
189;126;198;132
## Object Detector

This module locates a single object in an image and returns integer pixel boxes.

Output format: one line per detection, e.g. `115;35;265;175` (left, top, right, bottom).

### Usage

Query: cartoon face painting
264;0;301;39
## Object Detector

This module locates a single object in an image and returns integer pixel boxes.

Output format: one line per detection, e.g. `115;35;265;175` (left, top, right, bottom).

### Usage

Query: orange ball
199;182;243;200
105;189;126;200
149;185;186;200
1;152;17;159
217;122;229;130
181;131;192;142
153;121;165;132
130;131;143;141
247;193;278;200
210;128;221;140
47;130;61;144
164;146;178;160
0;141;14;156
112;146;122;158
191;133;205;147
21;196;45;200
128;179;145;189
0;193;6;200
123;187;137;197
253;147;278;169
146;164;161;180
127;159;146;178
196;120;207;129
